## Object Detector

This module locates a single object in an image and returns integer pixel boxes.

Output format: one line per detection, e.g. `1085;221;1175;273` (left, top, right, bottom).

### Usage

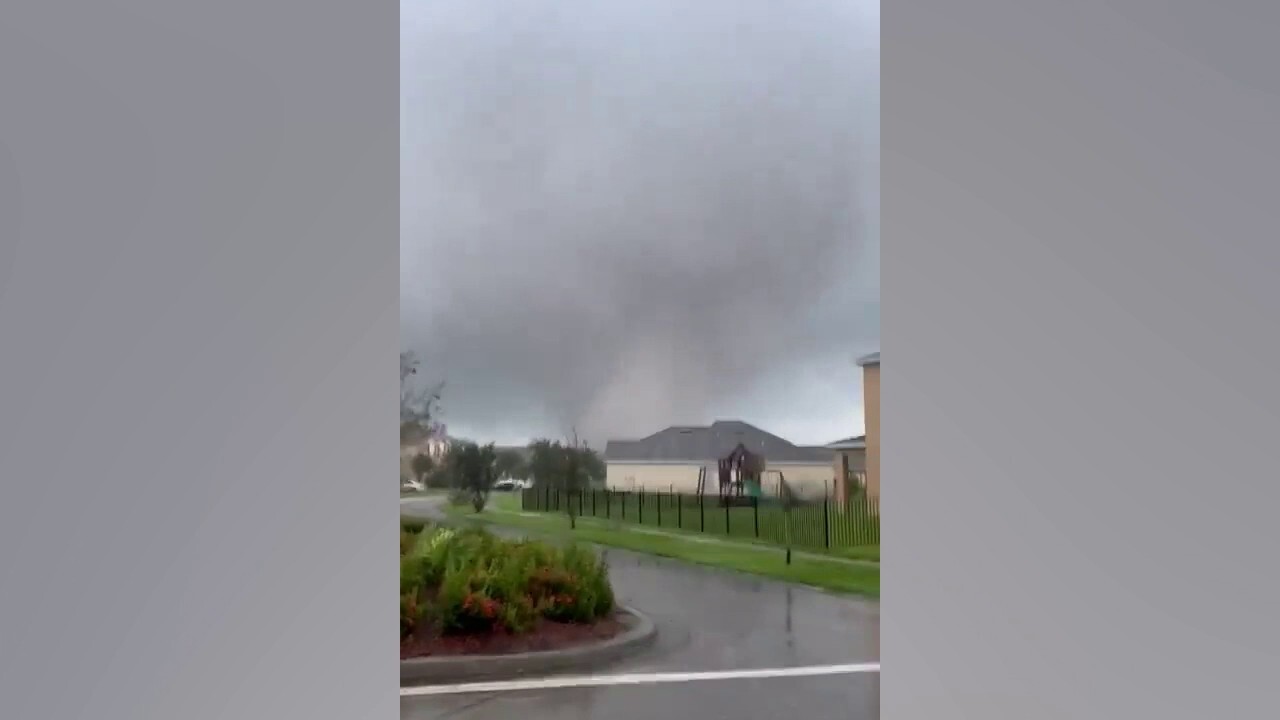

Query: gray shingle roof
604;420;831;464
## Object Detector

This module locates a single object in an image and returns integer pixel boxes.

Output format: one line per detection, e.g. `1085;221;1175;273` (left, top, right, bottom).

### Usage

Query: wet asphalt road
400;498;880;719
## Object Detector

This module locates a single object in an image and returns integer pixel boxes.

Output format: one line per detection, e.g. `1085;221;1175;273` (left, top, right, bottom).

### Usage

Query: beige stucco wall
606;463;704;493
763;463;836;500
832;448;867;477
832;448;867;503
607;461;834;498
863;363;880;498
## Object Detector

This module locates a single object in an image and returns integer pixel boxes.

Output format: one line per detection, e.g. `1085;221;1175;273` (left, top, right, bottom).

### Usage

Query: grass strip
441;500;878;598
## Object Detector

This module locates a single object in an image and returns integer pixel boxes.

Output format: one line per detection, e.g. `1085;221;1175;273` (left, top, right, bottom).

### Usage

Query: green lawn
491;492;881;563
400;487;447;498
522;488;879;551
831;545;881;562
443;495;879;598
487;493;525;511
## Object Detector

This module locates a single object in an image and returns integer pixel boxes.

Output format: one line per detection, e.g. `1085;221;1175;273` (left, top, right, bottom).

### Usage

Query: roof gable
604;420;830;464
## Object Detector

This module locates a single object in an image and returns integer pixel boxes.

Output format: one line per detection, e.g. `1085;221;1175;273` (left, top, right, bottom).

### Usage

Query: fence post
544;485;550;512
621;492;626;520
592;489;597;516
606;490;611;519
700;492;705;532
657;490;663;526
753;495;760;538
872;496;879;545
579;489;585;516
725;498;731;534
678;493;683;528
823;491;831;549
639;489;645;524
785;504;793;565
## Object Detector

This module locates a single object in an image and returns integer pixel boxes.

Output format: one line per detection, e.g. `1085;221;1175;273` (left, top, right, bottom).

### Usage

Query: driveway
400;497;880;719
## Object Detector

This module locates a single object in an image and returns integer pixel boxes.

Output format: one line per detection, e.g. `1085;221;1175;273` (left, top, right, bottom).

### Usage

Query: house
399;423;452;481
401;422;452;460
857;351;880;499
826;435;867;504
603;420;835;499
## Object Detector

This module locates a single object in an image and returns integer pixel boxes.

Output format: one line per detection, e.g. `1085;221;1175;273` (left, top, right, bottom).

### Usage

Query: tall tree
410;453;434;487
527;432;596;528
494;448;527;481
580;446;606;486
448;441;497;513
400;351;443;445
526;439;566;488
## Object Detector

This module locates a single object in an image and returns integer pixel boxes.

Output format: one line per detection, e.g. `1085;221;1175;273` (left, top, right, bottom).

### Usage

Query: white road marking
400;662;880;697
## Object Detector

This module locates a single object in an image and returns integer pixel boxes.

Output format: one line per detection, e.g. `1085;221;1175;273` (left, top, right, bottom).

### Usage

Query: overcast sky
400;0;879;448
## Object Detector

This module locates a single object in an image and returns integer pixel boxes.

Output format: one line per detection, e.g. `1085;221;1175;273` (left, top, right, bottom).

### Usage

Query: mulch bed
401;613;627;659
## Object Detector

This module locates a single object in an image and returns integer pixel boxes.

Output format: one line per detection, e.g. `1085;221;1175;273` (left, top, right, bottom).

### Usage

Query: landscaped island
400;518;621;658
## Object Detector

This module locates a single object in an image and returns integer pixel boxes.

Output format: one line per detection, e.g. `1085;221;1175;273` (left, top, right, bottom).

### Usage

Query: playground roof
603;420;831;464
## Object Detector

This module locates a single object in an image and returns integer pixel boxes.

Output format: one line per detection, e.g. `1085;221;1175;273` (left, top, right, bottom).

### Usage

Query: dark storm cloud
401;0;879;445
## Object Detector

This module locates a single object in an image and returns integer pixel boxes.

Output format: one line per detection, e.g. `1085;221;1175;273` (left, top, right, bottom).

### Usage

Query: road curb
400;606;657;687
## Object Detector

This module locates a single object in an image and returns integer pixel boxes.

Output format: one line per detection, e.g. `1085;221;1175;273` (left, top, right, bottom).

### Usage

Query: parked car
492;478;531;491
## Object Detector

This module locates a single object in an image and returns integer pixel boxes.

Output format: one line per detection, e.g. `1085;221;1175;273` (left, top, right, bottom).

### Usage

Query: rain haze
400;0;879;449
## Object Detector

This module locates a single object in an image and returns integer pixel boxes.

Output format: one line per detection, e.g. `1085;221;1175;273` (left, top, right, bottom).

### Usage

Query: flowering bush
427;528;455;551
399;523;615;641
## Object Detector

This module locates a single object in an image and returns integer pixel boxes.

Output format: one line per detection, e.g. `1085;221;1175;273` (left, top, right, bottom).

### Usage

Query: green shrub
400;555;431;595
402;528;457;592
408;527;455;560
400;588;435;640
490;545;534;603
565;544;615;617
499;594;538;633
399;523;616;639
435;555;474;634
401;518;429;535
591;556;616;617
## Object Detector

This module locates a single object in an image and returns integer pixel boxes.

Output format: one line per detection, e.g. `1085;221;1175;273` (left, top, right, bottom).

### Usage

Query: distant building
856;352;880;499
400;423;452;482
826;435;867;504
421;423;451;459
603;420;834;499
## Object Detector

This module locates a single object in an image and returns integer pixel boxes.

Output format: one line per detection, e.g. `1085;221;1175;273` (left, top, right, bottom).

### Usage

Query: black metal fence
521;486;879;550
